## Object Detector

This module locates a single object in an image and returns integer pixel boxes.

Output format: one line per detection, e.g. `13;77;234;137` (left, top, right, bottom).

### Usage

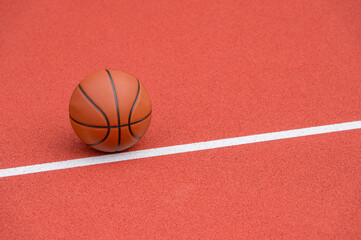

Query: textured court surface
1;0;361;239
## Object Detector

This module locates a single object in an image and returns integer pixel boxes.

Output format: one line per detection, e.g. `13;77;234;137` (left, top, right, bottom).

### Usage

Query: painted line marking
1;120;360;178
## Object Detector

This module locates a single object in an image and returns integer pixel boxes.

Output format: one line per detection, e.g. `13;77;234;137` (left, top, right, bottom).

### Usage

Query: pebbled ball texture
69;69;152;152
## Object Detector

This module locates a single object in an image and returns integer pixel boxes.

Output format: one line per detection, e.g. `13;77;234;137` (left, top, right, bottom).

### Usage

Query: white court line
1;120;361;178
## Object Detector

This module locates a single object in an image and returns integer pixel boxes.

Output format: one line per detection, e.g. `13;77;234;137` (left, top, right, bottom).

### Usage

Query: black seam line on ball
128;79;141;140
69;111;152;129
78;84;110;146
106;69;121;151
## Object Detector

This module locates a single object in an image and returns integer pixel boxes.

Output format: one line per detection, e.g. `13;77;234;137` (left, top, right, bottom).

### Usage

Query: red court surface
1;0;361;239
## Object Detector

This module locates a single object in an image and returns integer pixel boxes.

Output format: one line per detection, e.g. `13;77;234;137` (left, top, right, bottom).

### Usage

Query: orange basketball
69;69;152;152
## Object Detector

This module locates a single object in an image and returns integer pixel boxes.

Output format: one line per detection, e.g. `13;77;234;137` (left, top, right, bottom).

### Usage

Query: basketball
69;69;152;152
